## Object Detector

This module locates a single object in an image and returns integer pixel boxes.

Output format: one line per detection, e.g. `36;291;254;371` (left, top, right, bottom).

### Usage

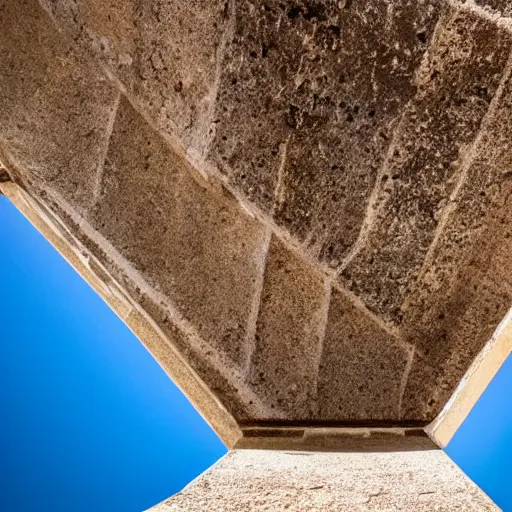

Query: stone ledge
235;426;434;452
148;449;498;511
428;308;512;447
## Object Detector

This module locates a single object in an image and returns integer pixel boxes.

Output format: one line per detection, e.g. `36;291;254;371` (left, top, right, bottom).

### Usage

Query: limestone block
399;69;512;419
91;98;268;368
0;0;118;212
248;236;327;419
149;449;498;511
210;0;440;225
317;287;410;420
401;276;512;420
40;0;229;150
340;7;512;322
272;1;441;263
130;292;254;425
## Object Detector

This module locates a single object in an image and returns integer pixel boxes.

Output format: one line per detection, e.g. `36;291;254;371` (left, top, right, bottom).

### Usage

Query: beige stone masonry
1;0;511;443
148;448;498;511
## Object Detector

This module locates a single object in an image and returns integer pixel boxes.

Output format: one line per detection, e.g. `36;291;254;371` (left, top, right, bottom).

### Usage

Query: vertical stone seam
336;111;408;272
311;276;332;418
244;227;272;380
409;50;512;294
91;90;121;208
398;346;415;419
336;9;447;273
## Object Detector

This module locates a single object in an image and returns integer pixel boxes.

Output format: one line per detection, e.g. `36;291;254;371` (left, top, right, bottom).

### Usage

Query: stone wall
148;447;498;511
1;0;511;435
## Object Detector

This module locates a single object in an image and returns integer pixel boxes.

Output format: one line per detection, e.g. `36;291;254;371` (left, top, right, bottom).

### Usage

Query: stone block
317;287;410;420
401;273;512;420
248;236;327;418
273;0;441;263
399;353;441;421
133;292;254;424
40;0;229;150
340;7;512;321
150;449;498;511
0;0;118;212
91;98;268;368
210;0;440;221
398;68;512;408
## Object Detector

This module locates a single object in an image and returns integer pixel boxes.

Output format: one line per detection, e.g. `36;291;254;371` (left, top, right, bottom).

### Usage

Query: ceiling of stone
1;0;511;430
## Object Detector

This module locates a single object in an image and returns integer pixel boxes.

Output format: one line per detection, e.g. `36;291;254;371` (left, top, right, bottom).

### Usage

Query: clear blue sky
0;195;510;511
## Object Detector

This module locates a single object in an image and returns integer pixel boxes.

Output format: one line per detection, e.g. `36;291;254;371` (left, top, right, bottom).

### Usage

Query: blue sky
0;194;510;511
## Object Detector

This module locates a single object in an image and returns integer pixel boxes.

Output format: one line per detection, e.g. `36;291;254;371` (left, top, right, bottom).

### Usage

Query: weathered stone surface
248;236;327;418
40;0;228;150
401;275;512;420
91;98;268;368
317;288;410;420
149;449;498;511
2;0;512;439
211;0;440;226
0;0;118;212
400;68;512;419
134;292;255;424
340;7;512;321
400;352;445;421
474;0;512;16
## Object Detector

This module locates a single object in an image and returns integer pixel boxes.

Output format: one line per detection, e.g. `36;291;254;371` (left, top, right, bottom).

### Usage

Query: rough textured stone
91;98;268;368
401;274;512;420
149;449;498;511
2;0;512;439
0;0;118;212
317;288;410;420
211;0;440;224
474;0;512;16
40;0;229;150
399;68;512;419
134;292;255;424
340;7;512;321
248;236;327;418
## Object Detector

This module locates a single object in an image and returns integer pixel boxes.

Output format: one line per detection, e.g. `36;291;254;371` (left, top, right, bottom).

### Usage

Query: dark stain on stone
0;168;10;183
